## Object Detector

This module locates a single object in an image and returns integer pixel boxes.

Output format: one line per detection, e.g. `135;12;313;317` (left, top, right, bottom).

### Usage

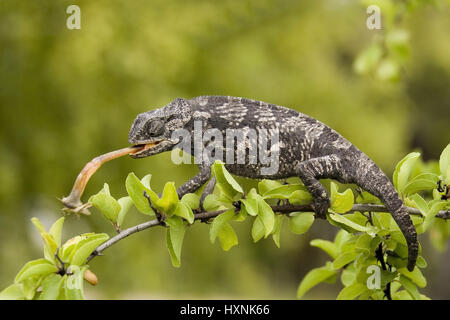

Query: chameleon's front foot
155;211;167;226
312;197;330;219
143;191;167;226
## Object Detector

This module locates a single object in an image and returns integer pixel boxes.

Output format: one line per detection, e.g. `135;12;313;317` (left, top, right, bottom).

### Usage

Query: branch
87;203;450;263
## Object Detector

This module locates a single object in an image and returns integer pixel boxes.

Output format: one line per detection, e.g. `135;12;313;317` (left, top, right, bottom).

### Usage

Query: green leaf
323;272;338;284
69;233;109;266
372;212;392;231
42;234;58;263
258;179;283;195
215;183;234;202
241;198;258;216
288;190;313;205
39;274;64;300
210;209;235;244
328;213;375;235
257;197;275;237
212;160;243;200
31;217;47;234
310;239;338;259
60;236;81;262
49;217;65;248
156;182;179;214
345;212;370;228
403;173;439;195
181;193;200;210
15;259;58;284
355;234;373;254
217;224;238;251
22;277;42;300
252;216;265;242
433;188;442;201
272;215;283;248
393;152;420;193
173;202;195;224
439;144;450;183
117;196;133;228
297;262;337;299
125;172;157;215
356;191;381;204
337;282;368;300
289;212;315;235
386;29;410;60
429;218;449;252
393;241;408;257
333;251;358;269
416;256;427;269
0;283;25;300
353;43;383;74
141;174;152;189
423;200;447;231
398;267;426;288
399;275;420;300
376;58;400;81
89;191;121;223
429;200;448;218
65;266;87;300
165;216;186;268
334;230;351;250
101;183;111;195
235;205;248;222
202;194;224;212
392;290;413;300
262;184;306;199
409;194;428;216
330;183;354;213
340;266;356;287
370;236;383;253
31;217;58;263
380;270;398;290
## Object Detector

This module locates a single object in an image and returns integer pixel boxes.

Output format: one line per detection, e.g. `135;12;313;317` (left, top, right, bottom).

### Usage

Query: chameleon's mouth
131;141;162;155
129;139;168;158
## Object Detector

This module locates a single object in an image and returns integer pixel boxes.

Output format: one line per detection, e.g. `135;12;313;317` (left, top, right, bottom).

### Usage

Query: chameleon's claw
155;211;167;226
232;201;241;210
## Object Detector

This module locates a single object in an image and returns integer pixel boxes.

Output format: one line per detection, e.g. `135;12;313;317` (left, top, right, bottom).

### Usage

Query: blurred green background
0;0;449;299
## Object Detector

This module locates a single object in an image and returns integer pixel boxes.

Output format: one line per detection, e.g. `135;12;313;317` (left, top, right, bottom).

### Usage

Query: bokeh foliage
0;0;449;298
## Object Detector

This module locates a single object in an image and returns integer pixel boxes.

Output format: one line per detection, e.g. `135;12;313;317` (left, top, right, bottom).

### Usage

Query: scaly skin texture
128;96;418;271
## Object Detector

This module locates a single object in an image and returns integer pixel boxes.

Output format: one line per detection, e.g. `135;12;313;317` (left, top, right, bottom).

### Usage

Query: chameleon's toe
313;198;330;219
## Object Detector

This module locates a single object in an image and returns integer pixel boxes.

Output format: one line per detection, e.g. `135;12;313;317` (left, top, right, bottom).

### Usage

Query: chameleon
128;95;418;271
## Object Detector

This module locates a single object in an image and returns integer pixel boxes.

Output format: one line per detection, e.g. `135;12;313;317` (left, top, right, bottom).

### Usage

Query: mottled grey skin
128;96;418;271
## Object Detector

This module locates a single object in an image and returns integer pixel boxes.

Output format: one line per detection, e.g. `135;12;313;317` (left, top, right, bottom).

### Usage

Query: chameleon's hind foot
296;155;343;219
312;197;330;219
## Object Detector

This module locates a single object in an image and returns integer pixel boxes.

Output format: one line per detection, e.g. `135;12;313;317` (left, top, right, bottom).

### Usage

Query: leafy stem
87;202;450;263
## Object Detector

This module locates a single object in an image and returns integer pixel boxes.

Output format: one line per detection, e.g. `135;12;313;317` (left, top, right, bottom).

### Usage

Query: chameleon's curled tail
352;158;418;271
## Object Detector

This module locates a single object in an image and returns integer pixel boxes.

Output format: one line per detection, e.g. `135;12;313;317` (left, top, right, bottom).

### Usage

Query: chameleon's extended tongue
61;145;147;214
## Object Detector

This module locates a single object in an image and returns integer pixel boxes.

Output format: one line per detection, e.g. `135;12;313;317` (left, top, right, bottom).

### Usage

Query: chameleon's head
128;98;192;158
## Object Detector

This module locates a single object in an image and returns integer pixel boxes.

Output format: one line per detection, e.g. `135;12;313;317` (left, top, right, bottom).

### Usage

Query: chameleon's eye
147;120;164;136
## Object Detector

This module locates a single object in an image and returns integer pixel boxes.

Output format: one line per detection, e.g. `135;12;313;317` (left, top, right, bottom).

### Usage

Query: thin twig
375;243;392;300
87;203;450;262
